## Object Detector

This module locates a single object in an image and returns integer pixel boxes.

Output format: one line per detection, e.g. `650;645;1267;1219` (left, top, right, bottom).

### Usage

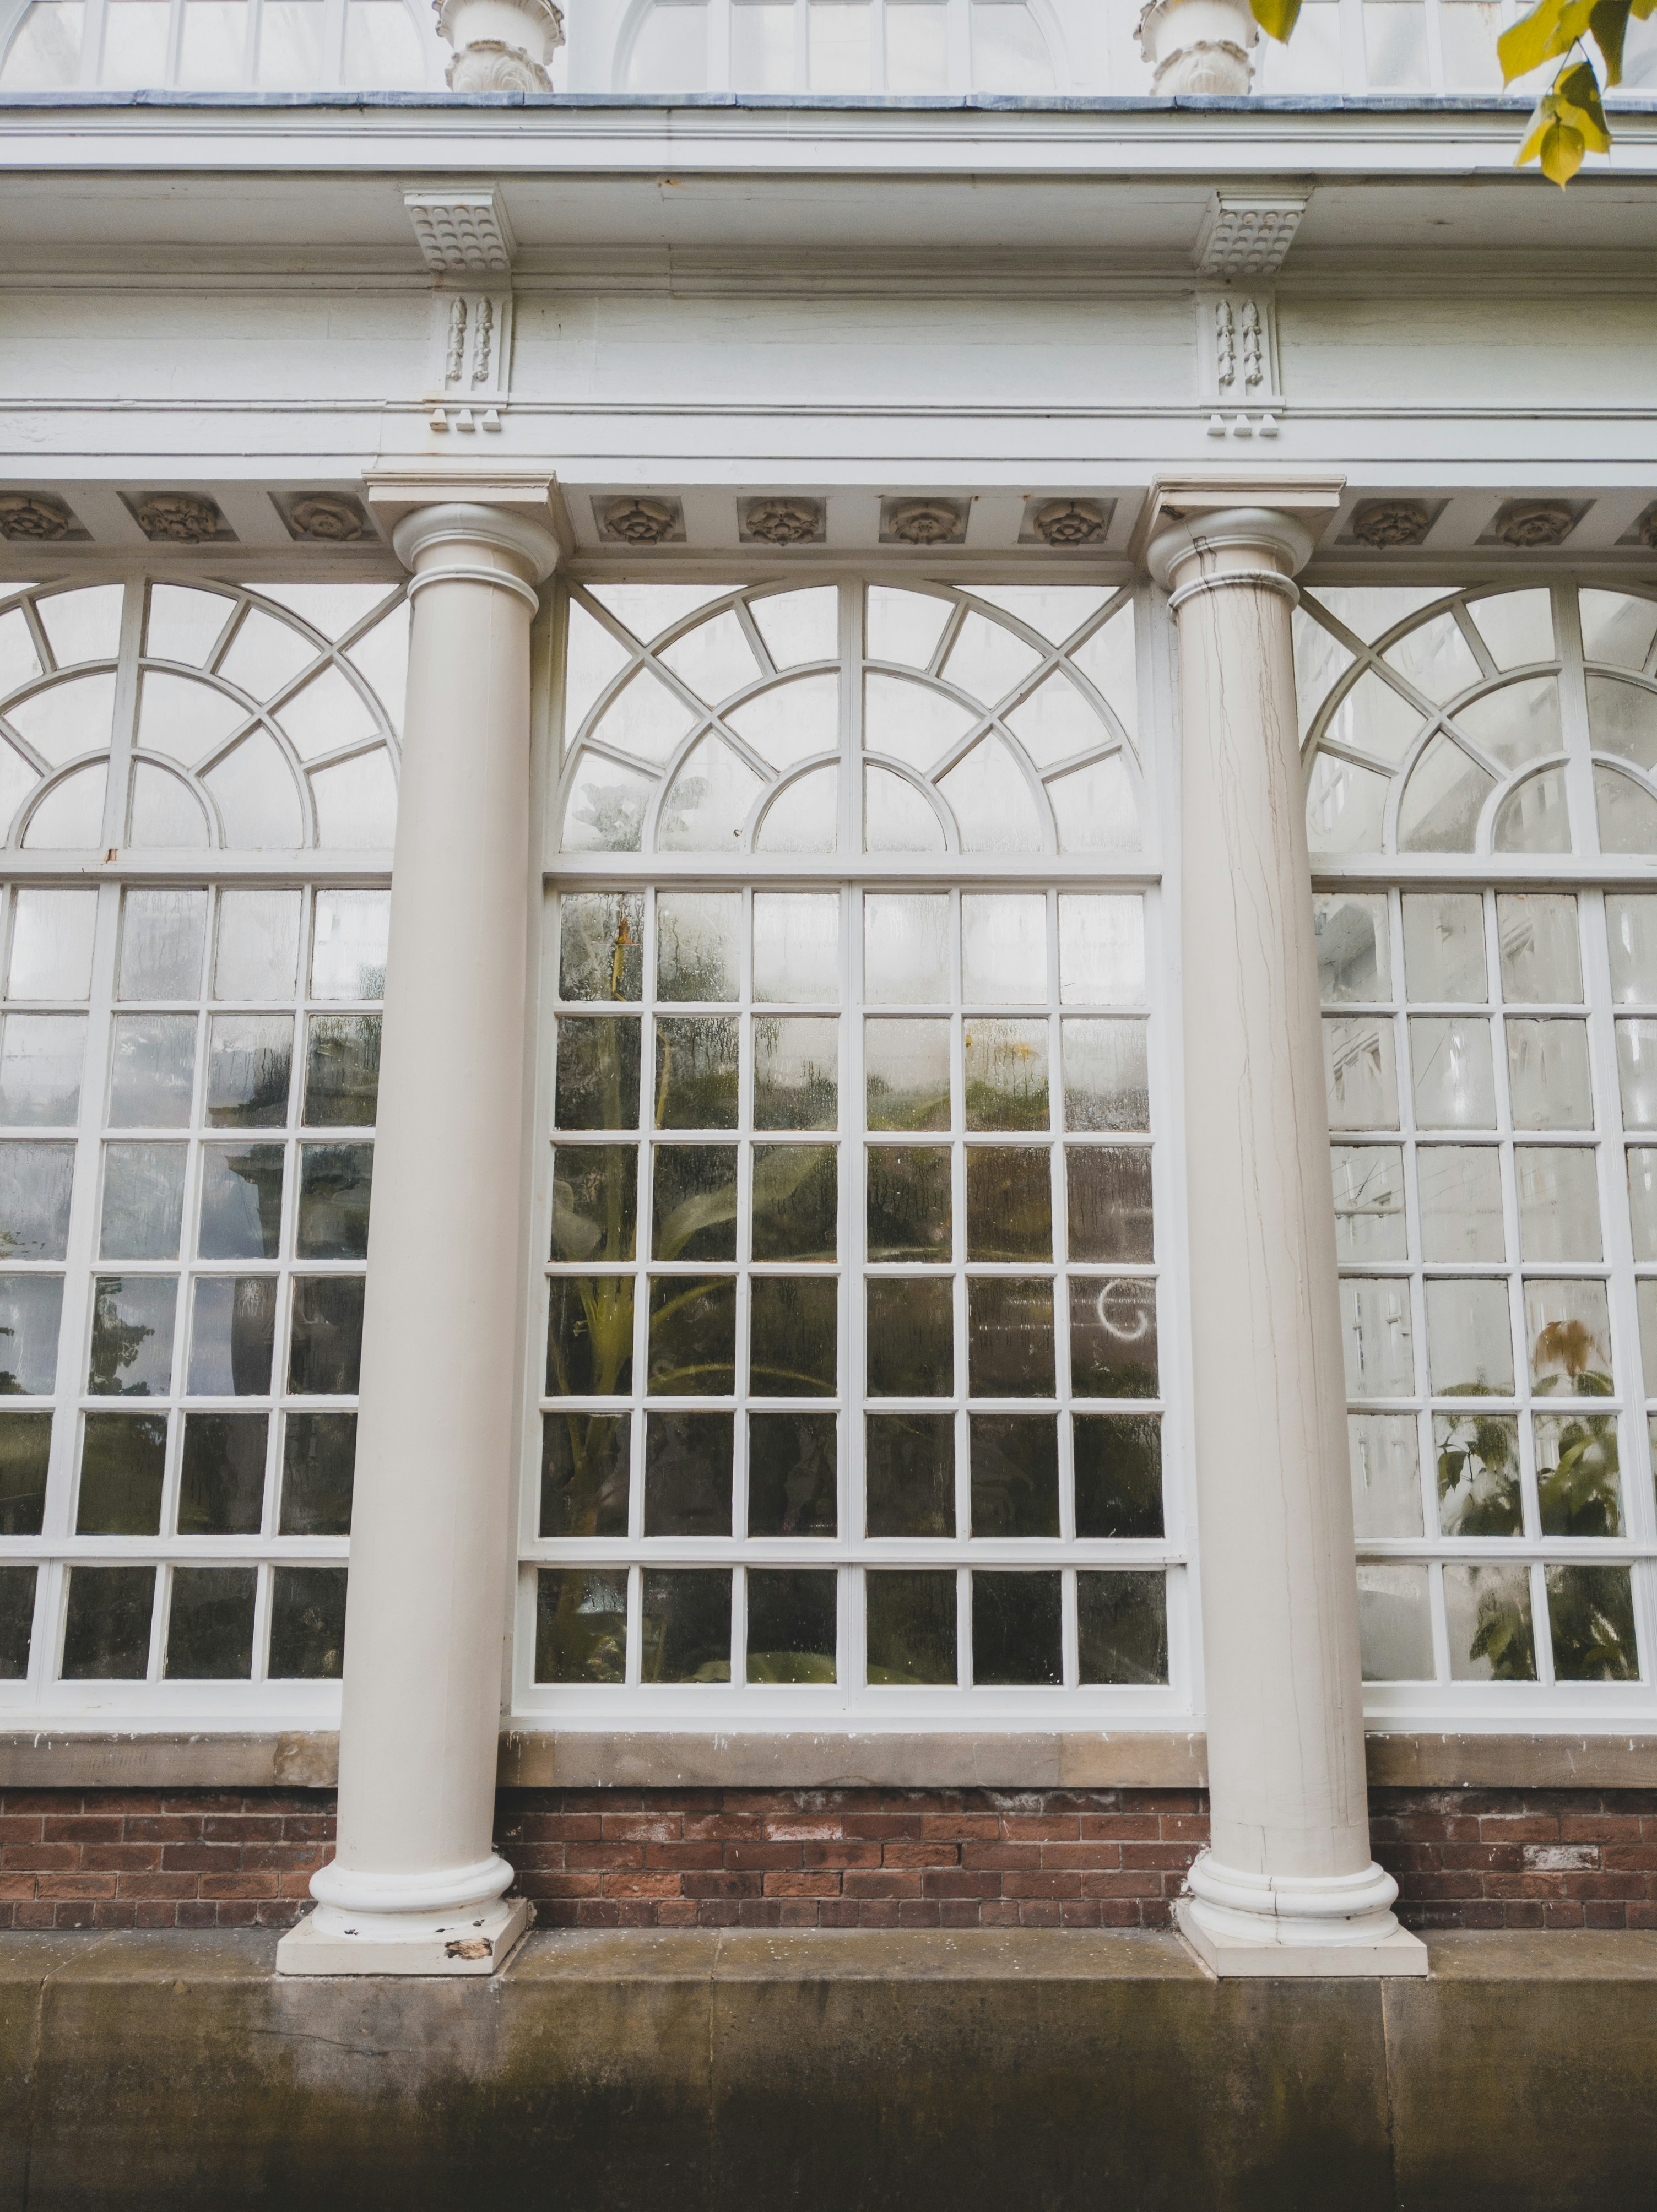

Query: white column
277;489;559;1978
1147;495;1427;1978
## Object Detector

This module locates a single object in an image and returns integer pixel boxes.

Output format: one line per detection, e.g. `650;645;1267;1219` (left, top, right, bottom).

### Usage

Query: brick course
3;1785;1657;1932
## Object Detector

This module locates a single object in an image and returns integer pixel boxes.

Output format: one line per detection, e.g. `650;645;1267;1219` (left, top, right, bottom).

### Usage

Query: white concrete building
0;0;1654;1979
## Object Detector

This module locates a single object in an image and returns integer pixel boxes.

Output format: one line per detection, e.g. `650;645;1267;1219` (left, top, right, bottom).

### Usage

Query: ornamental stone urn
434;0;564;90
1136;0;1257;93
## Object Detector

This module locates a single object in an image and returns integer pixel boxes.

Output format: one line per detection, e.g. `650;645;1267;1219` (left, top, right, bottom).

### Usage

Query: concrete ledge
0;1927;1653;2206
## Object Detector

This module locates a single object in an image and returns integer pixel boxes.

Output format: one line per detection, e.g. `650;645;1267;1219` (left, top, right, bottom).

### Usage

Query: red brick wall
1;1785;1653;1933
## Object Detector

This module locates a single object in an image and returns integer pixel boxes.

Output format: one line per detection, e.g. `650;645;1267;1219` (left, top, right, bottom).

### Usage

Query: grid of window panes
620;0;1058;95
0;879;386;1701
528;881;1178;1709
1318;882;1656;1698
0;0;439;89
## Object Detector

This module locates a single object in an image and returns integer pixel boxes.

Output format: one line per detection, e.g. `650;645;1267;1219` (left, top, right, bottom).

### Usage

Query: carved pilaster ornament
744;497;824;547
600;496;681;546
1351;499;1433;550
133;493;226;544
1494;500;1578;549
1032;500;1108;549
0;493;73;543
286;496;369;544
887;499;966;547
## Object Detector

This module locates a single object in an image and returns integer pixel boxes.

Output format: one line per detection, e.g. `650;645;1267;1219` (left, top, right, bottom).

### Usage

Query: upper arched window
0;0;440;89
620;0;1059;94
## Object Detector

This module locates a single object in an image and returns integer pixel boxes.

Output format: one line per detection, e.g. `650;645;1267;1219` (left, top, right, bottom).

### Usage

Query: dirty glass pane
1617;1020;1657;1128
552;1145;638;1264
166;1566;256;1679
641;1568;732;1683
310;889;388;1001
1349;1412;1422;1538
1356;1564;1434;1682
88;1275;175;1397
1515;1146;1599;1262
1631;1149;1657;1262
865;1412;954;1536
964;1018;1048;1131
1435;1411;1522;1536
1525;1277;1612;1394
1444;1561;1536;1681
77;1412;167;1534
98;1142;185;1264
1508;1018;1593;1130
962;894;1046;1003
1073;1412;1162;1538
8;890;96;1002
286;1275;364;1394
969;1413;1059;1536
1069;1277;1156;1399
1066;1013;1141;1132
546;1277;634;1398
1410;1017;1496;1129
559;891;643;1002
751;1145;837;1261
1058;895;1144;1006
279;1411;355;1536
754;892;840;1005
652;1145;738;1263
1546;1564;1639;1682
972;1570;1060;1686
535;1568;628;1685
177;1412;267;1534
109;1015;197;1127
866;1569;956;1685
0;1566;35;1679
750;1277;836;1397
186;1276;276;1397
1534;1409;1622;1538
0;1413;49;1535
1314;891;1391;1004
655;1016;739;1129
1606;894;1657;1002
865;1018;950;1131
1403;891;1487;1002
1324;1018;1399;1131
867;1146;951;1262
556;1017;641;1132
748;1411;837;1537
965;1147;1052;1261
969;1277;1055;1397
197;1142;283;1261
1068;1147;1153;1264
1417;1145;1503;1264
867;1278;953;1396
303;1013;380;1127
1077;1571;1168;1685
206;1013;294;1127
61;1565;155;1679
0;1274;60;1396
118;888;207;1003
747;1568;837;1682
1425;1277;1514;1396
296;1142;371;1260
1497;893;1581;1004
1340;1278;1415;1397
1331;1145;1406;1262
0;1015;86;1125
754;1017;837;1130
268;1565;347;1678
214;887;301;1002
863;894;949;1004
648;1276;736;1396
658;891;740;1002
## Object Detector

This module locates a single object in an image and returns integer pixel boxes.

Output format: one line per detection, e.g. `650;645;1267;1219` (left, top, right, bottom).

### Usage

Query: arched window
619;0;1060;94
0;0;440;90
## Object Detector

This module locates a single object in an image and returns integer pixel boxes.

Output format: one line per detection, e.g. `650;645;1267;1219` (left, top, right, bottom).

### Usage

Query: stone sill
2;1726;1654;1791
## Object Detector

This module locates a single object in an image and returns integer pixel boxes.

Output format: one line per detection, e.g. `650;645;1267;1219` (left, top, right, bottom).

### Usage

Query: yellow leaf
1588;0;1631;82
1555;55;1613;137
1250;0;1302;39
1499;0;1592;78
1517;94;1560;162
1540;118;1586;182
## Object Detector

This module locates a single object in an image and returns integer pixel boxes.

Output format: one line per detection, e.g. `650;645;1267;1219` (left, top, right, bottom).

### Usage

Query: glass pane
286;1276;364;1394
0;1414;50;1535
965;1147;1050;1262
166;1567;256;1680
551;1145;637;1264
1410;1017;1496;1129
61;1566;154;1680
648;1276;735;1395
751;1144;836;1262
972;1571;1060;1686
546;1277;634;1398
754;893;840;1005
1595;765;1657;855
343;0;426;83
311;889;388;1000
969;1413;1058;1536
213;888;301;1001
1059;896;1144;1007
1580;590;1657;670
206;1014;293;1129
1398;738;1493;853
1589;675;1657;769
1383;611;1480;701
7;889;96;1001
1535;1409;1622;1538
962;894;1046;1004
176;1416;263;1539
1426;1277;1515;1396
655;1016;739;1129
296;1142;372;1260
556;1017;641;1131
1546;1564;1639;1683
1077;1571;1167;1686
1340;1277;1415;1397
652;1145;738;1261
99;1141;186;1261
0;1140;75;1261
1064;1146;1152;1266
866;1569;955;1685
1444;1561;1536;1681
748;1411;836;1537
657;891;739;1002
0;1273;59;1398
1454;677;1562;769
1349;1412;1422;1538
178;0;250;86
1356;1564;1434;1682
749;1277;836;1397
1313;892;1391;1005
1507;1018;1592;1130
747;1568;836;1682
117;888;207;1002
257;0;325;83
0;1565;35;1678
1497;894;1581;1004
109;1015;197;1127
1435;1410;1521;1536
1640;1285;1657;1392
1333;1145;1406;1262
540;1411;629;1538
865;1018;949;1131
863;894;949;1005
535;1569;628;1686
1618;1020;1657;1129
867;1277;952;1396
1073;1413;1161;1538
1606;895;1657;1002
964;1018;1048;1131
865;1413;953;1537
303;1013;379;1128
268;1566;347;1678
0;1014;86;1126
1526;1277;1612;1394
196;1141;283;1262
641;1568;730;1683
1069;1277;1156;1399
1515;1146;1600;1262
88;1275;175;1397
280;1410;356;1536
1062;1020;1148;1132
1325;1018;1400;1131
186;1276;276;1397
809;0;870;90
559;892;643;1003
1418;1146;1503;1264
77;1411;167;1533
1403;892;1486;1001
1631;1148;1657;1262
969;0;1053;87
0;0;84;88
1493;766;1572;856
644;1411;733;1535
754;1017;837;1130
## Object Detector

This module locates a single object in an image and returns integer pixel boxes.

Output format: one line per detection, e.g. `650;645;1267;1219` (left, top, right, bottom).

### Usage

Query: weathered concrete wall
0;1927;1654;2210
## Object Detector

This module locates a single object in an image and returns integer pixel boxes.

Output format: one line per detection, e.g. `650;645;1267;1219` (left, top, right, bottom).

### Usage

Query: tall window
619;0;1059;94
1303;583;1657;1710
0;576;402;1713
526;577;1184;1718
0;0;437;89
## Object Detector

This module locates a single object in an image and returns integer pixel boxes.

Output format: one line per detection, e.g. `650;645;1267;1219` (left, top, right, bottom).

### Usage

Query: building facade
0;0;1654;1978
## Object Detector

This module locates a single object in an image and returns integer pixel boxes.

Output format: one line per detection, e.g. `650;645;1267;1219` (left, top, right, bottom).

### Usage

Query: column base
1174;1897;1428;1979
275;1895;529;1978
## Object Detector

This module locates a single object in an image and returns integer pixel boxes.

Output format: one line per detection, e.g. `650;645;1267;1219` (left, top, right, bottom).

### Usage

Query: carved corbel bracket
406;187;516;432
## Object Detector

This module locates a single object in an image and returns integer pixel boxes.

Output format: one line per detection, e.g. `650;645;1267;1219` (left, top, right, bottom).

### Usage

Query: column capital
1136;473;1345;594
364;473;565;599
